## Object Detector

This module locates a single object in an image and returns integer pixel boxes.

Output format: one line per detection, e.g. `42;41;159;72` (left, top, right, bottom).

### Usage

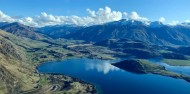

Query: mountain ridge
0;22;43;40
35;19;190;46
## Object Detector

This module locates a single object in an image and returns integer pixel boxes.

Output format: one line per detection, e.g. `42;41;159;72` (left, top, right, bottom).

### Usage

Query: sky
0;0;190;27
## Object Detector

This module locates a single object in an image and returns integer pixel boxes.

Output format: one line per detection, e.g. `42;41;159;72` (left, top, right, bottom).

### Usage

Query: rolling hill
0;22;43;40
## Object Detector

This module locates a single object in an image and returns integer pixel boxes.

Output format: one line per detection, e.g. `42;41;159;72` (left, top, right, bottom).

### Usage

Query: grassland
2;28;190;94
0;30;117;94
162;59;190;66
0;30;40;93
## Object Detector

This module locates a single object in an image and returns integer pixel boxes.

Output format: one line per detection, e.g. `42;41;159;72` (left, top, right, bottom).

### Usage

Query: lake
37;58;190;94
149;58;190;76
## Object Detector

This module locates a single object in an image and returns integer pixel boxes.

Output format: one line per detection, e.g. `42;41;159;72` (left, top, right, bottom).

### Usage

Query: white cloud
123;12;128;19
128;11;149;22
1;7;189;27
16;6;124;27
0;11;15;22
129;12;139;20
159;17;166;23
0;7;147;27
168;21;179;26
184;20;190;23
19;6;123;27
85;6;122;25
18;17;38;27
87;9;96;17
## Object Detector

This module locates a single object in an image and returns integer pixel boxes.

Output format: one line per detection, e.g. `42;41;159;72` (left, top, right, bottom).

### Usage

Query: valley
0;26;119;94
1;1;190;94
0;21;190;94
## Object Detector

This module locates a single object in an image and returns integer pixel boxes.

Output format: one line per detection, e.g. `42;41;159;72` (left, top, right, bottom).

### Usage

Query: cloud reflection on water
85;61;119;74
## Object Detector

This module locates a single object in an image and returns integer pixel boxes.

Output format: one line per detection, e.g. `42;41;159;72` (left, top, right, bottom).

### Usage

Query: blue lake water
149;58;190;76
37;58;190;94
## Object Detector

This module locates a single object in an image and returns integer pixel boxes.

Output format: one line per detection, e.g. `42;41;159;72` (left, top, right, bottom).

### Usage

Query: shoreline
113;59;190;83
23;72;97;94
41;73;97;93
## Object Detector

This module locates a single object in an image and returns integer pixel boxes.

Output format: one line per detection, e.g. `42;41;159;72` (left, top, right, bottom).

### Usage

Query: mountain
0;28;97;93
94;38;189;59
0;22;9;27
62;20;190;46
149;21;164;28
94;39;160;59
37;19;190;46
94;38;153;49
0;30;38;93
181;22;190;26
0;22;43;40
1;19;190;93
37;24;84;39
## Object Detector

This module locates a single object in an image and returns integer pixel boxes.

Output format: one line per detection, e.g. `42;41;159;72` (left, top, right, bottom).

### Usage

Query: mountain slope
0;22;8;27
61;20;190;46
0;22;43;40
0;30;39;93
94;39;160;59
0;29;97;94
37;25;83;39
